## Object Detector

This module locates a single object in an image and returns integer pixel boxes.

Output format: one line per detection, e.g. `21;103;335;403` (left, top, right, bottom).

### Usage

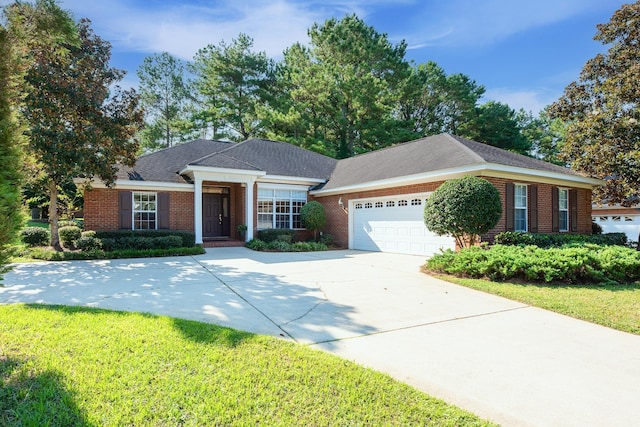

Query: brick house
81;133;602;256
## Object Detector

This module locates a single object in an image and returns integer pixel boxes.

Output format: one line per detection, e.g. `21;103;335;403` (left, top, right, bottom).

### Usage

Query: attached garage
350;194;456;257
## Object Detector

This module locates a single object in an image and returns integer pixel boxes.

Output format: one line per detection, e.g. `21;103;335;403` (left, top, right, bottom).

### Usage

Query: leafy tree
22;19;143;250
273;15;411;158
439;73;485;136
462;101;531;154
424;176;502;248
191;33;275;141
137;52;192;151
519;108;566;165
0;0;76;275
300;201;326;241
549;2;640;205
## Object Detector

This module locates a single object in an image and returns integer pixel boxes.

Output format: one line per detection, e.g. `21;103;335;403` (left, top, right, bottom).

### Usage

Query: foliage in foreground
246;238;328;252
426;244;640;285
438;276;640;335
0;305;493;427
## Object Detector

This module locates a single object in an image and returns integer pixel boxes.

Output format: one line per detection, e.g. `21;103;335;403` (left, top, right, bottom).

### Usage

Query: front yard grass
436;275;640;335
0;304;494;426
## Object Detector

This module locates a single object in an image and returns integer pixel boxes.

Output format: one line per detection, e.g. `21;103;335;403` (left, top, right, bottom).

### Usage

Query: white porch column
246;178;255;241
194;176;203;244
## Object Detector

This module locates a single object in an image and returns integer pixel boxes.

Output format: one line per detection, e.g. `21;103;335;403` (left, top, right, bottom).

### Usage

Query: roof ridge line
443;134;485;163
187;139;247;165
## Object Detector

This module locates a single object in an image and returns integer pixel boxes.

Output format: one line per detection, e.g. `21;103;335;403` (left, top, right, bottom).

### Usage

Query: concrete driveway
2;247;640;427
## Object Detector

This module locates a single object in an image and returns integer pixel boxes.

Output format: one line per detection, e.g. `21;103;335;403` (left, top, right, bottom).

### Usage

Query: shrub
319;233;334;246
81;230;97;239
426;244;640;285
268;240;291;251
76;236;103;251
300;201;326;240
20;227;50;247
59;219;83;229
94;231;196;248
424;176;502;248
592;222;603;234
58;225;82;247
257;229;296;243
494;231;627;248
246;238;267;251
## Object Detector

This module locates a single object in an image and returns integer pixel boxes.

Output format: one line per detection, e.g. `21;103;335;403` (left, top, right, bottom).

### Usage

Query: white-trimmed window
133;192;157;230
558;188;569;232
257;188;307;229
514;184;528;232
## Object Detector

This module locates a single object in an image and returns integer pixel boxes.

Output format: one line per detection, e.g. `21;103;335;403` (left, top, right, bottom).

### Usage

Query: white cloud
400;0;616;48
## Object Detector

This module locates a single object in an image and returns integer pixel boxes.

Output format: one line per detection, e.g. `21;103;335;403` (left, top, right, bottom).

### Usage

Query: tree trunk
49;180;62;251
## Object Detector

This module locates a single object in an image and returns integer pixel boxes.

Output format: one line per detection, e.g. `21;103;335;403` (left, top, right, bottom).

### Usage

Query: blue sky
3;0;625;113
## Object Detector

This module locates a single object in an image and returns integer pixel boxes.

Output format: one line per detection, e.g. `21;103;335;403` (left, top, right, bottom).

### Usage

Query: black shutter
552;187;559;232
570;189;578;232
119;191;132;230
505;182;514;231
529;185;538;233
158;193;170;230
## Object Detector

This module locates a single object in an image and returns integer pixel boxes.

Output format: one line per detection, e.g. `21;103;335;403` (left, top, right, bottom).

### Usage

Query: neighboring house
592;205;640;242
81;133;602;257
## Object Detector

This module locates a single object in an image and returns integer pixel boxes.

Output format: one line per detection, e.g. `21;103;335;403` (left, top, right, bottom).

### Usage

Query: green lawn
437;275;640;335
0;304;494;427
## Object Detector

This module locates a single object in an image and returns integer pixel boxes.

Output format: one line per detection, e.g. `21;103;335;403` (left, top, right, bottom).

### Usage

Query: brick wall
84;188;194;232
315;178;594;248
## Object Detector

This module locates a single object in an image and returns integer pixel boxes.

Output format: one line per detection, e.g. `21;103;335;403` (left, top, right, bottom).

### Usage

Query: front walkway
2;248;640;426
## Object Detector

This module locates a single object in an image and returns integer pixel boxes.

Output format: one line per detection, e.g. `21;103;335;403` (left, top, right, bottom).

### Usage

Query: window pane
515;209;527;232
515;185;527;208
559;211;568;231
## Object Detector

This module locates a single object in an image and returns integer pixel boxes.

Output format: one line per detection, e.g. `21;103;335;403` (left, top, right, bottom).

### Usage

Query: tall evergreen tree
273;15;411;158
137;52;191;151
191;33;275;141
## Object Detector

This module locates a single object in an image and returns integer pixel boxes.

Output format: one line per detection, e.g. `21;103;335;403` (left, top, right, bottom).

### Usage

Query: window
375;202;383;208
411;199;422;206
364;202;373;209
558;189;569;232
355;203;363;209
257;188;306;229
133;192;157;230
398;200;408;207
514;184;527;232
386;201;395;207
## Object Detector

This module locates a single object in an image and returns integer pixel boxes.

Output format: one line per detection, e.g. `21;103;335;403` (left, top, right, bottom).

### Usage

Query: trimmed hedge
494;231;627;248
426;244;640;285
246;238;328;252
94;230;196;248
257;229;296;243
20;227;50;247
27;246;206;261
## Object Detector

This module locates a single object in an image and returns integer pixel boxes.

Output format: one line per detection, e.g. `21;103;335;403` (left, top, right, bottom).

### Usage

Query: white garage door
351;194;456;257
593;214;640;242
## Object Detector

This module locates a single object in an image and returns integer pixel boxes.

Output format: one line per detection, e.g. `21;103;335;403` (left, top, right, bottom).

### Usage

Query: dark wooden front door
203;193;230;238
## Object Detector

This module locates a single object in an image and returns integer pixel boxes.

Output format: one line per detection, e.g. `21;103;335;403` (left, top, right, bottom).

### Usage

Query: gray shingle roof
318;133;580;191
117;139;233;184
191;138;338;179
117;138;337;183
117;134;584;188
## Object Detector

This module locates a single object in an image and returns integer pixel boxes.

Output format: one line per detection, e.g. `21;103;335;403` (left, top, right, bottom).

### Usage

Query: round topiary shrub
300;201;326;241
58;225;82;248
20;227;50;247
424;176;502;248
